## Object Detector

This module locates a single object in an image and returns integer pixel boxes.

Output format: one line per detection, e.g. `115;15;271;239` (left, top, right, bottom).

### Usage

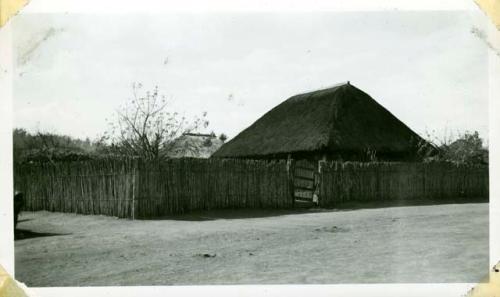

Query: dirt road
15;203;488;286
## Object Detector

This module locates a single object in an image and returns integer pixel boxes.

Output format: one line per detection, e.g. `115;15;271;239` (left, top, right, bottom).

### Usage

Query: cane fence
14;158;488;218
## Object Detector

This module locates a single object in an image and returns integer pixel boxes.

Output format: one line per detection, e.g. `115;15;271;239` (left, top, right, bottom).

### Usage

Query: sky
11;11;489;144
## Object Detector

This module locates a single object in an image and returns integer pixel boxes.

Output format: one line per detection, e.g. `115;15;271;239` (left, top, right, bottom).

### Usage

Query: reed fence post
131;164;136;220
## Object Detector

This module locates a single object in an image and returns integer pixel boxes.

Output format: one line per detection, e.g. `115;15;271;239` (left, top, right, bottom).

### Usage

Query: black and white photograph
0;0;499;296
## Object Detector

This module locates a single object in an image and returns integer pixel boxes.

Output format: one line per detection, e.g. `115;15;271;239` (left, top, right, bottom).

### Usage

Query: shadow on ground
147;208;322;221
15;229;71;241
142;198;488;221
333;197;488;211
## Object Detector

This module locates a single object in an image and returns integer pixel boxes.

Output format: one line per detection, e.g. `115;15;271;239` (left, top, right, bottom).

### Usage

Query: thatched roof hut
167;133;224;158
213;82;430;161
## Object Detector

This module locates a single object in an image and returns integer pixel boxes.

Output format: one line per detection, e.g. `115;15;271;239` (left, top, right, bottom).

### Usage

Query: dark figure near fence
14;191;24;229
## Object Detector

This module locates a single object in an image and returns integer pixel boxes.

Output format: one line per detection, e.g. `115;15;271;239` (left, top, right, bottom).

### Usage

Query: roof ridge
289;81;352;98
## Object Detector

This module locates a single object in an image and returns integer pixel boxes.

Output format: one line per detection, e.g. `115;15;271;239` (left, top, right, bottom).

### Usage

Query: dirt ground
15;202;488;286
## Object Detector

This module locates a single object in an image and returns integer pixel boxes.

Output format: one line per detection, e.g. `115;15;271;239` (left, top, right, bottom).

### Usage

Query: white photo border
0;1;498;296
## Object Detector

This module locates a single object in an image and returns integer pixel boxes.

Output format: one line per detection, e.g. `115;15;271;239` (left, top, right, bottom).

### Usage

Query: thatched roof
213;82;426;159
167;133;224;158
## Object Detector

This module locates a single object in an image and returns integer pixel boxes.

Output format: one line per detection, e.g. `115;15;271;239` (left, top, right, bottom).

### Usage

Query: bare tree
103;83;209;159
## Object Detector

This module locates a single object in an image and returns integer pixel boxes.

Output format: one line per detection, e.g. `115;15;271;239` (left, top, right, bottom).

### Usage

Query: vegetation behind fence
14;159;488;219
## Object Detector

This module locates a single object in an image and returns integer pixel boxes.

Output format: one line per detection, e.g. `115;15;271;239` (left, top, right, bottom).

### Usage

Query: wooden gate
292;159;319;205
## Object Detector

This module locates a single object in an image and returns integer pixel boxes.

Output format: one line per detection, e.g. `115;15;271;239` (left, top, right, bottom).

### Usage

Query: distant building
167;133;224;158
213;82;433;161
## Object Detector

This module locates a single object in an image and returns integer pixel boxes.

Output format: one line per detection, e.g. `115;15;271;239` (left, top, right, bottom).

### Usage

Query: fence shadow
325;197;489;212
14;229;71;241
144;197;488;221
142;208;326;221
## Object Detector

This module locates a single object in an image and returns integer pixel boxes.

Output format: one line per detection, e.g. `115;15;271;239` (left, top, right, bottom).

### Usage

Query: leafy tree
440;131;488;164
13;128;98;163
419;130;488;164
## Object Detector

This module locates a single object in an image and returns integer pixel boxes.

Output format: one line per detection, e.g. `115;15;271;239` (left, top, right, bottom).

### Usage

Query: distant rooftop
182;133;216;138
